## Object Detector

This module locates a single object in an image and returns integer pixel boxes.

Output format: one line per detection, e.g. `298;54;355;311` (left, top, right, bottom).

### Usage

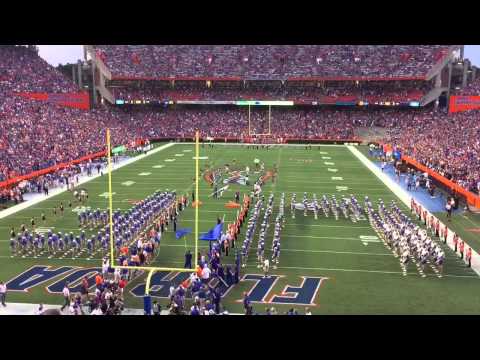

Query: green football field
1;143;480;314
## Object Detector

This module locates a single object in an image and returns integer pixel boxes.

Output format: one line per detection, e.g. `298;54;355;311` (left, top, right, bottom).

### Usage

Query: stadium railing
0;150;106;189
401;155;480;209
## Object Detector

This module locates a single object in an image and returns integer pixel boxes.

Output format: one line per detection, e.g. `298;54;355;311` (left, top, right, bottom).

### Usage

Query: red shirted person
466;247;472;267
459;240;465;260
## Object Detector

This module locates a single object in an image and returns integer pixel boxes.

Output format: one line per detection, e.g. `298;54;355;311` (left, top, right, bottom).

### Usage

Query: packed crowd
384;108;480;193
0;45;77;93
0;45;129;182
95;45;453;80
0;96;133;181
1;45;479;203
110;80;429;103
2;94;479;197
2;98;378;183
454;76;480;96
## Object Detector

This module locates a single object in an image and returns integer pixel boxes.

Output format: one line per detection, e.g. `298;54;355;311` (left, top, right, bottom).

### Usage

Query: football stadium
1;45;480;315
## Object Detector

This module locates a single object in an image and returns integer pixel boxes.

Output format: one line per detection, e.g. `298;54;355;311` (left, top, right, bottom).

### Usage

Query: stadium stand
94;45;452;80
383;108;480;194
4;44;480;315
110;80;429;103
2;44;479;204
0;45;78;93
455;76;480;95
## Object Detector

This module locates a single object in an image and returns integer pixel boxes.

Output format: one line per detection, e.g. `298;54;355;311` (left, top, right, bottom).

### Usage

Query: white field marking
322;156;332;160
327;168;338;173
35;227;55;234
98;192;116;198
276;178;380;184
283;223;372;229
0;142;176;220
359;235;379;241
121;181;136;186
280;165;364;169
279;248;392;256
71;206;90;214
324;162;335;166
240;264;480;279
174;153;184;157
336;186;349;192
359;235;380;246
319;151;329;154
192;156;209;160
285;234;382;242
174;219;374;232
347;144;480;278
331;177;343;181
138;172;151;176
164;159;176;162
182;149;192;152
152;165;165;169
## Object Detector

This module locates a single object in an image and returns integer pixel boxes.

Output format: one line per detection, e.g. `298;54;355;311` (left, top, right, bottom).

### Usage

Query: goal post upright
106;128;115;267
268;105;271;135
104;130;199;304
194;130;199;270
248;104;251;136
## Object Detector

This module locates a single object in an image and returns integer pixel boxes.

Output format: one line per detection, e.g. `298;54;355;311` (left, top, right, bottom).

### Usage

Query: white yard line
346;145;480;277
279;248;393;256
242;264;479;279
286;234;378;242
0;143;176;221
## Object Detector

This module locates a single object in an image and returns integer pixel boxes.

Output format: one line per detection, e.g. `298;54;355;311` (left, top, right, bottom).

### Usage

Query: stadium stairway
354;127;388;144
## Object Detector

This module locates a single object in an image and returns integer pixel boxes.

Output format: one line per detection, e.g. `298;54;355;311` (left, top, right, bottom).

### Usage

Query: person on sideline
60;282;70;312
0;281;7;307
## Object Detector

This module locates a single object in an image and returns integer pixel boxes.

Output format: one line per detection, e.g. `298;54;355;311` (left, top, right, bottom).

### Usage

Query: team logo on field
5;266;102;294
5;267;328;307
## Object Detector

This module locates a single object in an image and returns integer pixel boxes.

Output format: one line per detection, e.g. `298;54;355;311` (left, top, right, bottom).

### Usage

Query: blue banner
199;223;223;241
176;228;192;239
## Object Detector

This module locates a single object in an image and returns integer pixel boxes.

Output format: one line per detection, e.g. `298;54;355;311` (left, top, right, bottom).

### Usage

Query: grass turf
1;143;479;314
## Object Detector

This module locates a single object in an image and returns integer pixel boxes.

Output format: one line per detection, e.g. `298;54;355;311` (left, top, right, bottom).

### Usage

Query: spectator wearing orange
95;274;103;287
459;240;465;260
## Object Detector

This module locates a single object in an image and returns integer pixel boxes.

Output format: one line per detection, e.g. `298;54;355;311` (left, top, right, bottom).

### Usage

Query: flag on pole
199;223;223;241
176;228;192;240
